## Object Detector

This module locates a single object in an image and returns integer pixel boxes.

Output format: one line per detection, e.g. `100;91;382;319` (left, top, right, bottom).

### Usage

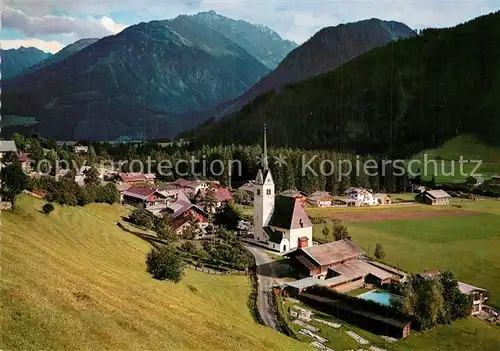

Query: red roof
198;187;233;202
118;172;146;182
19;152;32;163
124;187;156;197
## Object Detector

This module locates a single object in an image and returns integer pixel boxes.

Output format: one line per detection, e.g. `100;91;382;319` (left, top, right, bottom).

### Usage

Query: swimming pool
357;290;399;307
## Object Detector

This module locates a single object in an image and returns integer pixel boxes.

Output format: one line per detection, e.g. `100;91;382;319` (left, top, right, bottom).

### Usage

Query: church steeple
263;123;268;171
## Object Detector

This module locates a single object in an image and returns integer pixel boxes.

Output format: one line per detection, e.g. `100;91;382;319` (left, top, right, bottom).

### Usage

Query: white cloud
3;6;127;39
100;16;127;34
3;1;499;44
1;38;64;53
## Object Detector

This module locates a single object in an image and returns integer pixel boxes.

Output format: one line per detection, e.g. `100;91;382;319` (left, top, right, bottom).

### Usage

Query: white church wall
289;227;313;250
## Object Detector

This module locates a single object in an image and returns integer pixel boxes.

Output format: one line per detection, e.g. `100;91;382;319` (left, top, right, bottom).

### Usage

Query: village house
74;145;89;154
18;152;33;173
373;193;392;205
159;201;209;237
418;270;489;315
345;187;377;206
285;239;397;294
122;187;170;210
252;126;313;253
458;282;489;315
193;186;233;212
308;191;334;207
0;140;17;162
117;172;156;186
173;178;214;196
415;189;451;206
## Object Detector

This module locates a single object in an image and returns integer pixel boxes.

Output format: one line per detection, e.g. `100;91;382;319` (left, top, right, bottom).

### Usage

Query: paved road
245;245;278;330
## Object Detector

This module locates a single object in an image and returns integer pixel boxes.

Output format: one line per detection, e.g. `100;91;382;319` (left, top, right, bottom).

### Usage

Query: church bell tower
253;124;275;242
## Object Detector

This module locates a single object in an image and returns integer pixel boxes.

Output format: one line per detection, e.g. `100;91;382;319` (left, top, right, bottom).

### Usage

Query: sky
2;0;499;53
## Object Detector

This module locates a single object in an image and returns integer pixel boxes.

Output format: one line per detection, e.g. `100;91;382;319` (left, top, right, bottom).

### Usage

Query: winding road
245;244;279;330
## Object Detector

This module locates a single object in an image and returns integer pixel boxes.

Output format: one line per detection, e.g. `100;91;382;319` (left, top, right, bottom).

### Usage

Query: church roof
268;196;312;230
264;227;284;244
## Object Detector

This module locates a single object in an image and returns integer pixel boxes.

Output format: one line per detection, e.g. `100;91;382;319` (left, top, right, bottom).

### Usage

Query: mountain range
1;47;52;79
210;18;416;117
2;12;296;140
188;12;500;157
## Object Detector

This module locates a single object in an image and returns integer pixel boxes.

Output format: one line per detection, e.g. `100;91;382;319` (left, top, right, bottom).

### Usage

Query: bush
42;203;55;215
129;208;154;229
145;246;185;282
374;243;385;260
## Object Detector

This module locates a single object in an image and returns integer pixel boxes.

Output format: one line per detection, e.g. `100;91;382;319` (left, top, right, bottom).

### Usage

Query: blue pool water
357;290;399;306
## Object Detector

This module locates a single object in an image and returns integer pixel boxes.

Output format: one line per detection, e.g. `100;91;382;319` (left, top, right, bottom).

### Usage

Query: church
253;126;313;253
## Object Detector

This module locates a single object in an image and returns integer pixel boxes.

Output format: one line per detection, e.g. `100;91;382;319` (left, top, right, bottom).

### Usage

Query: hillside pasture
0;195;306;350
407;134;500;184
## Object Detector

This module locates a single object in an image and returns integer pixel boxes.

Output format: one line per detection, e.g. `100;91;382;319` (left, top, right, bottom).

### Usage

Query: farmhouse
418;270;489;315
0;140;17;161
285;240;398;294
415;190;451;206
74;145;89;154
458;282;489;315
373;193;392;205
308;191;334;207
117;172;156;185
344;187;377;206
122;187;170;209
253;126;313;253
193;187;233;211
160;201;209;236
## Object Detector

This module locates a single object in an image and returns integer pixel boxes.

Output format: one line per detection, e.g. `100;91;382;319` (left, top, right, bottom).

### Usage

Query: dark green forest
187;12;500;158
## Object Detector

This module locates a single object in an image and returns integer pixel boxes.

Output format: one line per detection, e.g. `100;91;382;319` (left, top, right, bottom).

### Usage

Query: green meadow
309;199;500;308
0;195;305;350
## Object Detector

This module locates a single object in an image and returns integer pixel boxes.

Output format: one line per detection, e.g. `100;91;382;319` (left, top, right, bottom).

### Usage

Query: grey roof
0;140;17;153
458;282;488;295
424;190;451;199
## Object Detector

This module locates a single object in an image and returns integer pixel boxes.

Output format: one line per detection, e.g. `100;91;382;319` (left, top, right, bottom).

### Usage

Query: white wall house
345;187;377;206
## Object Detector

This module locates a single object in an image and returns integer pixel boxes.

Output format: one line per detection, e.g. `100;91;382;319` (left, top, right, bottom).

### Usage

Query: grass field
0;195;306;350
407;134;500;184
309;199;500;308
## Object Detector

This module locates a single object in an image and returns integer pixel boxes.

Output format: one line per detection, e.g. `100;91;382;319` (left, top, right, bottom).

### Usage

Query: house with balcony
344;187;376;206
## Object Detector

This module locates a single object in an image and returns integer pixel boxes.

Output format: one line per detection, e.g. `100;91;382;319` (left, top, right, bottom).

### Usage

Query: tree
2;151;19;164
154;216;177;243
374;243;385;260
42;203;55;215
0;161;29;207
77;187;93;206
465;176;476;187
98;183;120;204
145;246;185;282
322;226;330;242
129;208;154;229
440;270;472;322
84;166;100;185
233;189;250;204
332;219;349;241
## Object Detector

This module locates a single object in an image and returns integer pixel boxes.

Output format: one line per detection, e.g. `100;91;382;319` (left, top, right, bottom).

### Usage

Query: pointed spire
263;123;268;171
